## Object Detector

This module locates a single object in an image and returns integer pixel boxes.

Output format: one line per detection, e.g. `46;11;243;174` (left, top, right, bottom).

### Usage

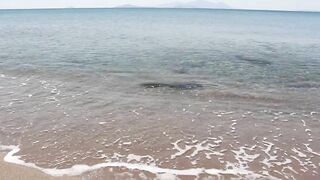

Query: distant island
114;0;231;9
113;4;141;8
160;0;231;9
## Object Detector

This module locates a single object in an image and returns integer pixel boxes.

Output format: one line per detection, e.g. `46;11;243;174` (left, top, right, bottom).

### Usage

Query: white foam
292;148;307;158
290;155;308;172
310;112;317;115
170;139;193;159
127;154;153;162
122;142;131;147
170;139;223;160
260;141;278;168
156;173;178;180
273;158;292;166
304;144;320;157
0;144;279;179
0;145;16;151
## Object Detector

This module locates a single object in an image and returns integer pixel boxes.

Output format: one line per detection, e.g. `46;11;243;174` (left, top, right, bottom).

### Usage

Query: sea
0;8;320;179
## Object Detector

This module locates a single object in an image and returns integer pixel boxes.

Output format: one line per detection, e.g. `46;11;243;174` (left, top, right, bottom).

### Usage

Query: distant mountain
160;0;231;9
114;4;141;8
114;1;231;9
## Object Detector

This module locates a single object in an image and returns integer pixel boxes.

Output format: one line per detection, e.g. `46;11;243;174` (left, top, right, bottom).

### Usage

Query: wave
0;145;277;179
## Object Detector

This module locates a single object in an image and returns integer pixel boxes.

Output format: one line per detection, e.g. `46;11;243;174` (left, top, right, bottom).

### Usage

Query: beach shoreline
0;152;80;180
0;8;319;180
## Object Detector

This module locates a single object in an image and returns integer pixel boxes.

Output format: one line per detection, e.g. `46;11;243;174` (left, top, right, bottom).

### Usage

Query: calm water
0;8;320;179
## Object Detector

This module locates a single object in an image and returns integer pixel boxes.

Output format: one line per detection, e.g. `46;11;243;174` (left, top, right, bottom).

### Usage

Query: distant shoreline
0;7;319;13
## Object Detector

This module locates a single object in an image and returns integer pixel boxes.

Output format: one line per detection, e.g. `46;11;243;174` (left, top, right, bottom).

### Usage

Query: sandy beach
0;8;320;180
0;153;80;180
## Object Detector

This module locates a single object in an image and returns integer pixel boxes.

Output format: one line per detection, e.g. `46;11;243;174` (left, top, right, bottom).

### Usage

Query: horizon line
0;7;319;13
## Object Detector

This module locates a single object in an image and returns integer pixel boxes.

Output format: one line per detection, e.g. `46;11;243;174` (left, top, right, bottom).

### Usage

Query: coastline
0;153;80;180
0;144;280;179
0;8;319;180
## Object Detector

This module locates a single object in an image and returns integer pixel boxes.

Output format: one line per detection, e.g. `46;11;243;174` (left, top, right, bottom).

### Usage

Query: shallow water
0;8;320;179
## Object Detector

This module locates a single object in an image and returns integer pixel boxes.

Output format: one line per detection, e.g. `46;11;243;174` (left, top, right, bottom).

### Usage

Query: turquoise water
1;9;320;88
0;8;320;179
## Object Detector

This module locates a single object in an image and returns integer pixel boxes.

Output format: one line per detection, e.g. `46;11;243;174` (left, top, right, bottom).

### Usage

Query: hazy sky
1;0;320;11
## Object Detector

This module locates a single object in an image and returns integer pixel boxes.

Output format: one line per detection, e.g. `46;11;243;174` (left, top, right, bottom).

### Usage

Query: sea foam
0;144;277;179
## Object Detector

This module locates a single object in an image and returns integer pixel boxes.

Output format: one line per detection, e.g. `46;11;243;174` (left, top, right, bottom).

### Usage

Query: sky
0;0;320;11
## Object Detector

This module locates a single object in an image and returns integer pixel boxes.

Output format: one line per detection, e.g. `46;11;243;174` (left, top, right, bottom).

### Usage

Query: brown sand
0;153;80;180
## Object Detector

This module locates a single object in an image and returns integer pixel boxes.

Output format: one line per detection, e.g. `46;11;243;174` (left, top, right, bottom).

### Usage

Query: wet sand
0;71;320;179
0;153;80;180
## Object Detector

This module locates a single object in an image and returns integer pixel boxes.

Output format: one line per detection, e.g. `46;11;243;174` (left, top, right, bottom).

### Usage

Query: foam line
0;145;278;179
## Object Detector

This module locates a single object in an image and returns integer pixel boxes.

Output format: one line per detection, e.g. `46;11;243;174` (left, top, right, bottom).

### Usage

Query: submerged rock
172;68;189;74
235;55;272;66
140;82;203;90
286;82;320;88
